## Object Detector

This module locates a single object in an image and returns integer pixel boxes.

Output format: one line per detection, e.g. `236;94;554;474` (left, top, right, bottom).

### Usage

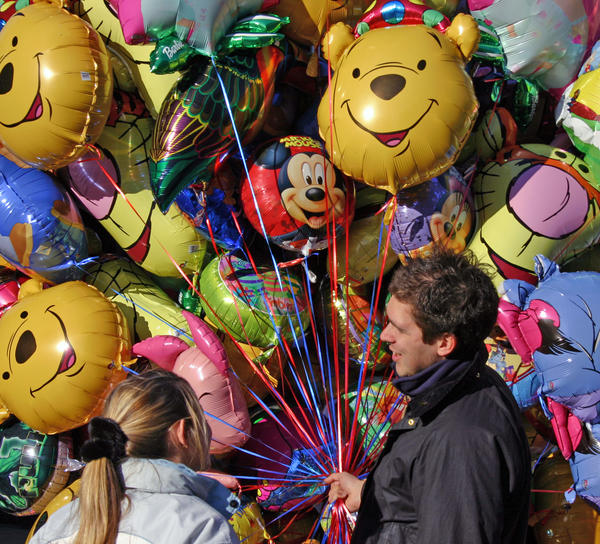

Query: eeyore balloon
498;255;600;507
498;255;600;458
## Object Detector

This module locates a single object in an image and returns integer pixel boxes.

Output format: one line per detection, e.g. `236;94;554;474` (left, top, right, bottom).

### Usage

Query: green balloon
0;421;60;515
199;255;309;349
150;33;198;75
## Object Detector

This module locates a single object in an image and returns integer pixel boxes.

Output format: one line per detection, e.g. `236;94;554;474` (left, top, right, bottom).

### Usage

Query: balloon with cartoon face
0;155;88;285
0;3;112;169
241;135;355;253
387;166;474;262
317;2;480;194
0;280;133;434
60;89;207;281
467;144;600;288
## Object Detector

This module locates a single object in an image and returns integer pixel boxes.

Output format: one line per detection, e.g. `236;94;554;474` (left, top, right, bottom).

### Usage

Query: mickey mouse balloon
241;135;355;253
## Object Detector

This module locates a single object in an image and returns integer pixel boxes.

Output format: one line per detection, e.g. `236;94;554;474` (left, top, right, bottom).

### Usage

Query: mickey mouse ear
355;0;450;38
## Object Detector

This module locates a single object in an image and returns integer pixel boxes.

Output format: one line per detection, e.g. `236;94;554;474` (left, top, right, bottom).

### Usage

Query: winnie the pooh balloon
318;0;480;194
0;3;112;169
0;280;133;434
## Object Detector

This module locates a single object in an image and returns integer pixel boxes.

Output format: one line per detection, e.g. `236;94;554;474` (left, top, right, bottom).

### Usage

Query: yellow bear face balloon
0;3;113;169
318;12;479;194
0;280;132;434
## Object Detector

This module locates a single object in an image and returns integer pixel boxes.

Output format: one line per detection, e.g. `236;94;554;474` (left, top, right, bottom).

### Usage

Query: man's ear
436;332;457;358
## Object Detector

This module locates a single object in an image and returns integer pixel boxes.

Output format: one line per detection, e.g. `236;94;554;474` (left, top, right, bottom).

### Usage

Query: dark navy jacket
351;349;531;544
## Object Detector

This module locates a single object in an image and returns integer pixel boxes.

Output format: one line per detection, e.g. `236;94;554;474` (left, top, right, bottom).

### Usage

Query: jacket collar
394;346;488;419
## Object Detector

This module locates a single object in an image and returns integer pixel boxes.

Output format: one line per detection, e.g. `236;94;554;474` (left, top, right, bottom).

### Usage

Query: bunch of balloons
2;0;600;542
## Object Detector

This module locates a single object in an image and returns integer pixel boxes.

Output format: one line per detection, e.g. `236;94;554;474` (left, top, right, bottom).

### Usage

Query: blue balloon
569;422;600;510
175;186;245;251
499;255;600;508
500;255;600;424
0;156;87;283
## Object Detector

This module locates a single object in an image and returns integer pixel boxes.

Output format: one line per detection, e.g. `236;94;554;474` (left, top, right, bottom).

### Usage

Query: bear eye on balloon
417;60;426;71
352;68;360;79
20;311;27;319
15;330;36;364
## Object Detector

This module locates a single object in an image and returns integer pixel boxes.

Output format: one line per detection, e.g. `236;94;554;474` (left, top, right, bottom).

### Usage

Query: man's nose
379;323;392;343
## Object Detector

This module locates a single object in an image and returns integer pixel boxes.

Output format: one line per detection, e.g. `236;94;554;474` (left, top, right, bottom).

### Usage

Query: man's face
380;296;445;378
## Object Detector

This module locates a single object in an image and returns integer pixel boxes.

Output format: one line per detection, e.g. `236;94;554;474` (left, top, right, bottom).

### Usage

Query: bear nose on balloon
370;74;406;100
0;63;14;95
306;187;325;201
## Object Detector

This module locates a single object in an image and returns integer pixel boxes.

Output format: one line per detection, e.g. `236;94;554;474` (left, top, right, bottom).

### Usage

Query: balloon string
210;50;364;492
322;14;346;476
345;197;396;471
80;73;340;520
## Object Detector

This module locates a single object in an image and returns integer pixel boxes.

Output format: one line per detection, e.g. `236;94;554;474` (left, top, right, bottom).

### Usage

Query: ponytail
74;417;128;544
73;457;125;544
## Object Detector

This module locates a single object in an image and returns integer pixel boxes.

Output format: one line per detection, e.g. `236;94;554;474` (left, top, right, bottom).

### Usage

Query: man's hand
324;472;365;513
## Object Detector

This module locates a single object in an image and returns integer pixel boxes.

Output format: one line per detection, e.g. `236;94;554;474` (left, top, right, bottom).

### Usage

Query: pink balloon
133;312;250;454
584;0;600;50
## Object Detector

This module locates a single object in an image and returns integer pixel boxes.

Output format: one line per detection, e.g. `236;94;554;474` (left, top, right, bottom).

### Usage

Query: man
325;249;531;543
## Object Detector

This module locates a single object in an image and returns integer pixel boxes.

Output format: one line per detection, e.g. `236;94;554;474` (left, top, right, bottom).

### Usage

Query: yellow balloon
318;18;479;194
467;143;600;289
229;498;270;544
72;0;181;118
86;258;194;346
0;3;112;169
329;185;396;285
62;88;206;280
0;280;133;434
26;480;81;544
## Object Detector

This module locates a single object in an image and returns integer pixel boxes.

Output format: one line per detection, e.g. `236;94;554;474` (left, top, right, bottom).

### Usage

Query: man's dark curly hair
388;248;499;359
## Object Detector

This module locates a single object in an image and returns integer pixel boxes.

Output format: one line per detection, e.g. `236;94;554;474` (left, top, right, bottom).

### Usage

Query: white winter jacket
29;457;240;544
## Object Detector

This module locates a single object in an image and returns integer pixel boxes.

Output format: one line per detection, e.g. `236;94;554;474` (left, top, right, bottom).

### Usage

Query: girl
30;369;239;544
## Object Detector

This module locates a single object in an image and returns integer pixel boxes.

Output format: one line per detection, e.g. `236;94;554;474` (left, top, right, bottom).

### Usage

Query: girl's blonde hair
74;369;212;544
